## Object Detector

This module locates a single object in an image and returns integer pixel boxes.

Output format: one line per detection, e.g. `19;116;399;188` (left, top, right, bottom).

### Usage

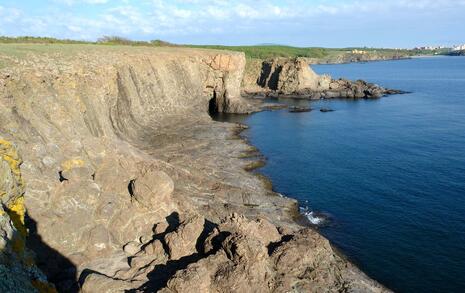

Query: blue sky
0;0;464;48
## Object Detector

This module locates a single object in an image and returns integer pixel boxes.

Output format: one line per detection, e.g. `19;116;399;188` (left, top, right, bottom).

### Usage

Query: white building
414;45;448;50
452;44;465;51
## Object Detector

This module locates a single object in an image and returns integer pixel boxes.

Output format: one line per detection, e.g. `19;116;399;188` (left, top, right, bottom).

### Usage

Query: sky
0;0;465;48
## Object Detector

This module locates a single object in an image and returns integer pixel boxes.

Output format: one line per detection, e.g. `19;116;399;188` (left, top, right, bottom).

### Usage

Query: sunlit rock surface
0;45;388;292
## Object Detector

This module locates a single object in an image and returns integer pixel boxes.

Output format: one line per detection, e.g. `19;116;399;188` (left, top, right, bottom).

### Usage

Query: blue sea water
217;57;465;292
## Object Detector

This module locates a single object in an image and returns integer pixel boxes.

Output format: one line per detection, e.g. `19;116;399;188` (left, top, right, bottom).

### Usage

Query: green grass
0;36;176;47
0;35;450;69
0;36;331;59
184;44;329;59
184;45;440;60
0;36;90;45
0;42;162;69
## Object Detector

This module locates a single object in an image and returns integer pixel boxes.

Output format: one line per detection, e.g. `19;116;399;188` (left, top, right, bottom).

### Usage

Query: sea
214;56;465;292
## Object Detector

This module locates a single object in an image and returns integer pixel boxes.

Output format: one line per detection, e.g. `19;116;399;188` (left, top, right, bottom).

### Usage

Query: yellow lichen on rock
0;138;24;180
61;158;85;171
0;138;26;253
8;196;27;236
1;137;56;291
8;197;27;255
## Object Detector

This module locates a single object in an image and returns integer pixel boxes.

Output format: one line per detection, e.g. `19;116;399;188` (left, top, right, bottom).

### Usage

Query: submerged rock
320;108;335;112
289;106;312;113
261;103;288;111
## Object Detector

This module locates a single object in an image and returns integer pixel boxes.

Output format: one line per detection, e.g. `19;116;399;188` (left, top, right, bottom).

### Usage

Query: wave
299;205;329;226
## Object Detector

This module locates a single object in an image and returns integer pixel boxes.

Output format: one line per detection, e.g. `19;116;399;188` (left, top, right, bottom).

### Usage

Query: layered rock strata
242;57;404;99
0;45;389;292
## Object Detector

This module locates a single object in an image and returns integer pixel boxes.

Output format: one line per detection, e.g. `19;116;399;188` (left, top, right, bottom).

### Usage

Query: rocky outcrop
306;51;410;64
79;213;387;292
447;50;465;56
242;57;404;99
242;58;330;95
0;45;388;292
1;139;56;292
160;214;387;293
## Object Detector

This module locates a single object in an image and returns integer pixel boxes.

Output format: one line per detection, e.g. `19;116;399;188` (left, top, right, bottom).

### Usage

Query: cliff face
242;57;401;99
0;45;387;292
306;51;410;64
1;139;56;292
243;58;330;94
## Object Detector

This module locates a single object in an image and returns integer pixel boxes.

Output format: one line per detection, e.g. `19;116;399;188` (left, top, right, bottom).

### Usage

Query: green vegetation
0;36;89;44
0;37;329;59
96;36;175;47
446;50;465;56
408;48;451;56
0;36;176;47
185;45;328;59
0;35;453;66
185;45;444;60
0;36;179;69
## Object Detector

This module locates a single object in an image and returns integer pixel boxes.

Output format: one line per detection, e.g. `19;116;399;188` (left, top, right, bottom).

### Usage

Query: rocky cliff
1;139;57;292
0;45;388;292
242;57;403;99
306;51;410;64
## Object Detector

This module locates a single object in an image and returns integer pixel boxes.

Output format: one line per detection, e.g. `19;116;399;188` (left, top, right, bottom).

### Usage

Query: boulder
164;213;205;260
131;170;174;209
218;213;281;246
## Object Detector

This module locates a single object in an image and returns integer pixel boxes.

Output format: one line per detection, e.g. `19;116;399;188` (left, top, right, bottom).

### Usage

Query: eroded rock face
130;169;174;209
164;213;204;260
77;211;389;292
242;57;329;95
160;214;389;293
242;57;403;99
0;139;56;292
1;46;388;292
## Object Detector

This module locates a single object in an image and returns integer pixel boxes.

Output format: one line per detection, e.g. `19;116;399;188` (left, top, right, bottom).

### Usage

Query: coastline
218;110;392;291
307;55;411;65
234;55;465;293
0;44;391;292
230;121;309;224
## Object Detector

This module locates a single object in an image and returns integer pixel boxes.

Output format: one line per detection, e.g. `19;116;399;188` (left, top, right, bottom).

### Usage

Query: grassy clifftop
185;44;328;59
0;36;446;65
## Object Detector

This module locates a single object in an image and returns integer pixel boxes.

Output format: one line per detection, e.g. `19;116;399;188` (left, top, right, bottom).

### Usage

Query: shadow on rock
132;213;221;292
132;253;205;292
26;213;78;292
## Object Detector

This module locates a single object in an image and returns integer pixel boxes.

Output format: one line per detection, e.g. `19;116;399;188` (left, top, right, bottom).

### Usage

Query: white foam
300;206;326;225
304;211;325;225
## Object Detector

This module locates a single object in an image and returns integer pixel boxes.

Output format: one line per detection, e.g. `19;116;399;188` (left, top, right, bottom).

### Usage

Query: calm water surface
216;57;465;293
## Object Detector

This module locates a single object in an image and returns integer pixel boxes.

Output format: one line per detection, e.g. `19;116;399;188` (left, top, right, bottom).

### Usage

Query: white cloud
1;0;465;44
0;6;21;23
54;0;109;5
85;0;108;3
